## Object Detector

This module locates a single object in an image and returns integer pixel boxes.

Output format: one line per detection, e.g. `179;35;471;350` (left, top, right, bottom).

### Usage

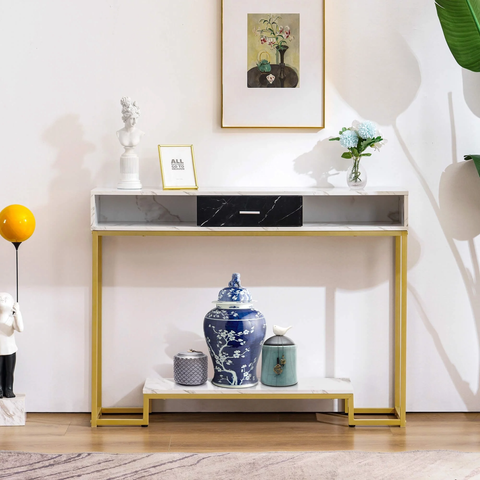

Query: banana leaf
465;154;480;175
435;0;480;72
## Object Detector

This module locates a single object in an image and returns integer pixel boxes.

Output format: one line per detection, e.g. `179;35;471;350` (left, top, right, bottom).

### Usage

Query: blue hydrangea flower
357;121;377;139
340;129;359;149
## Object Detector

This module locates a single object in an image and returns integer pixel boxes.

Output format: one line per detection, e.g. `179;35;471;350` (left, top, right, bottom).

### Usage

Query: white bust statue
0;292;23;398
116;96;145;148
116;96;144;190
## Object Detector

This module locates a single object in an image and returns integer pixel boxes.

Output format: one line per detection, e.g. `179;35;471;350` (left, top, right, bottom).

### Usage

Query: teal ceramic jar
261;333;297;387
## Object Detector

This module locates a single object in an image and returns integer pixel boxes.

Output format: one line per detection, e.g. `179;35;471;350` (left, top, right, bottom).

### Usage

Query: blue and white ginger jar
203;273;266;388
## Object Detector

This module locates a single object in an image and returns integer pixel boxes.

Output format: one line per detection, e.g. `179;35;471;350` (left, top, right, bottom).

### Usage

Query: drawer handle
239;211;260;215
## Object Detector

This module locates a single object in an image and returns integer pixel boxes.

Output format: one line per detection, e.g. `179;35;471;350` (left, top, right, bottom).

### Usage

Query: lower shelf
91;377;405;427
144;376;354;397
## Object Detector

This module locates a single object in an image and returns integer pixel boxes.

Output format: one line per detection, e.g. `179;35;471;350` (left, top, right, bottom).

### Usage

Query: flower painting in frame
248;14;300;89
222;0;324;128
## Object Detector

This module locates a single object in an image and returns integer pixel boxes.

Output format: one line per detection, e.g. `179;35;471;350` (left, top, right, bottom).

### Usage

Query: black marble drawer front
197;196;303;227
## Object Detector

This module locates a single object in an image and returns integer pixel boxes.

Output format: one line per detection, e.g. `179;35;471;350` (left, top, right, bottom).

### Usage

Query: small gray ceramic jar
173;350;208;386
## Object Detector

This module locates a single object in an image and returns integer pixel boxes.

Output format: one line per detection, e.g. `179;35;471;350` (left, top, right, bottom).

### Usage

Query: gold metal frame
158;144;198;190
142;393;355;427
91;229;408;428
221;0;326;129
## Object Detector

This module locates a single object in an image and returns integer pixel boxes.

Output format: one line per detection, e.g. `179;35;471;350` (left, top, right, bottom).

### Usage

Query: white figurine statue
273;325;292;336
0;293;23;398
116;96;144;190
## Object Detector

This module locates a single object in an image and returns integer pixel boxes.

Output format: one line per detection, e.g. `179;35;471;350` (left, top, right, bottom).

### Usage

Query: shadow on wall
293;2;423;382
102;236;420;290
40;114;95;287
294;3;421;185
397;89;480;410
330;31;420;127
462;70;480;119
155;324;212;379
322;1;480;409
34;115;97;400
293;137;348;187
103;233;421;400
436;93;480;409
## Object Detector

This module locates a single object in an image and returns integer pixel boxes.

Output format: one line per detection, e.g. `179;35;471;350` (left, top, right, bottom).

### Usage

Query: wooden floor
0;412;479;454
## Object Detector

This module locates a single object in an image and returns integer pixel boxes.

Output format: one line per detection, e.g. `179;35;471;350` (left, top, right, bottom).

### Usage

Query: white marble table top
92;186;408;197
143;377;353;396
93;222;407;232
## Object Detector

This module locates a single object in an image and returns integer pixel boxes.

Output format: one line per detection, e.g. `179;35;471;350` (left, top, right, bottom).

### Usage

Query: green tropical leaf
361;153;372;157
465;154;480;175
341;152;352;159
436;0;480;72
359;139;375;152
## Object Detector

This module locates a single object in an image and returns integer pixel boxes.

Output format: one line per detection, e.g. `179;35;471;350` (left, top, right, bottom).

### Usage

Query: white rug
1;450;480;479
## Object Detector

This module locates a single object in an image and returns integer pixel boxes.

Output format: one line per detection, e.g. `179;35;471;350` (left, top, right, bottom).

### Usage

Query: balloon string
16;247;18;303
12;242;21;303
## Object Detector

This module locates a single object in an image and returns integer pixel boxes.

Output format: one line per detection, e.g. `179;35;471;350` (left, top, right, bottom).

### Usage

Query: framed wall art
158;145;198;190
222;0;325;129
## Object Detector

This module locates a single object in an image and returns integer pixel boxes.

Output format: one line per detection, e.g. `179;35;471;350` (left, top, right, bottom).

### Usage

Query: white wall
0;0;479;412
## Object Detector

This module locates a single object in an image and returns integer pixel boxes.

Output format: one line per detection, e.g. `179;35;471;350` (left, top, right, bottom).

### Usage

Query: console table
91;187;408;427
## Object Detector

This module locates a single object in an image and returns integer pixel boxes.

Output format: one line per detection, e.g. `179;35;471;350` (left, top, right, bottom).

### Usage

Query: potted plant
329;121;385;189
436;0;480;174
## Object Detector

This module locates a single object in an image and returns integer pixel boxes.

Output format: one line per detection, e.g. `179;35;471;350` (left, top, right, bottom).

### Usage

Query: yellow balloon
0;205;36;243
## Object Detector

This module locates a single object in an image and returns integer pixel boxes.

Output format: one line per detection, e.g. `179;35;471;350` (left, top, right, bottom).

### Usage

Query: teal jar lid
264;335;295;346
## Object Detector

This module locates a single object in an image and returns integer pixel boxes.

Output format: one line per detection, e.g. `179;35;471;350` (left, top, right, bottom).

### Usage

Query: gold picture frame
158;144;198;190
222;0;325;129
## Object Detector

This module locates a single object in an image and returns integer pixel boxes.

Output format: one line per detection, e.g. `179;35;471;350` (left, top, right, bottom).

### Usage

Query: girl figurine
0;293;23;398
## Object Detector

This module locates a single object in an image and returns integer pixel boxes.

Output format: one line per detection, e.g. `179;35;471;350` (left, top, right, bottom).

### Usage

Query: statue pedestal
0;394;25;426
117;149;142;190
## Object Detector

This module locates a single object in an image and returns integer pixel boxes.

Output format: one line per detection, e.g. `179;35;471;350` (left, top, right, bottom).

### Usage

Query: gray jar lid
264;335;295;346
175;350;206;359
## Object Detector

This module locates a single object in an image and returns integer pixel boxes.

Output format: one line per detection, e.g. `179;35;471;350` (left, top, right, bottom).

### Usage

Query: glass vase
347;158;367;190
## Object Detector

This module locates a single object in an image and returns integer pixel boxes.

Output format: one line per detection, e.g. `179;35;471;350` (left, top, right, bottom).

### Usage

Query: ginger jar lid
216;273;253;304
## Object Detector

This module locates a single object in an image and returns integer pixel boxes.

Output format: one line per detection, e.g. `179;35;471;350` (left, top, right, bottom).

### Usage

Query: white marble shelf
92;186;408;197
91;187;408;232
93;221;407;232
144;377;353;396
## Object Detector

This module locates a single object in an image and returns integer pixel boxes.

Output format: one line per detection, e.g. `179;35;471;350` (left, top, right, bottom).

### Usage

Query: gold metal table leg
394;232;408;427
91;232;102;427
400;232;408;427
142;396;151;426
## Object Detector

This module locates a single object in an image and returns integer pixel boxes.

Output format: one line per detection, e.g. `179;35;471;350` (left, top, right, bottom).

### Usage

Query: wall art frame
158;145;198;190
222;0;325;129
